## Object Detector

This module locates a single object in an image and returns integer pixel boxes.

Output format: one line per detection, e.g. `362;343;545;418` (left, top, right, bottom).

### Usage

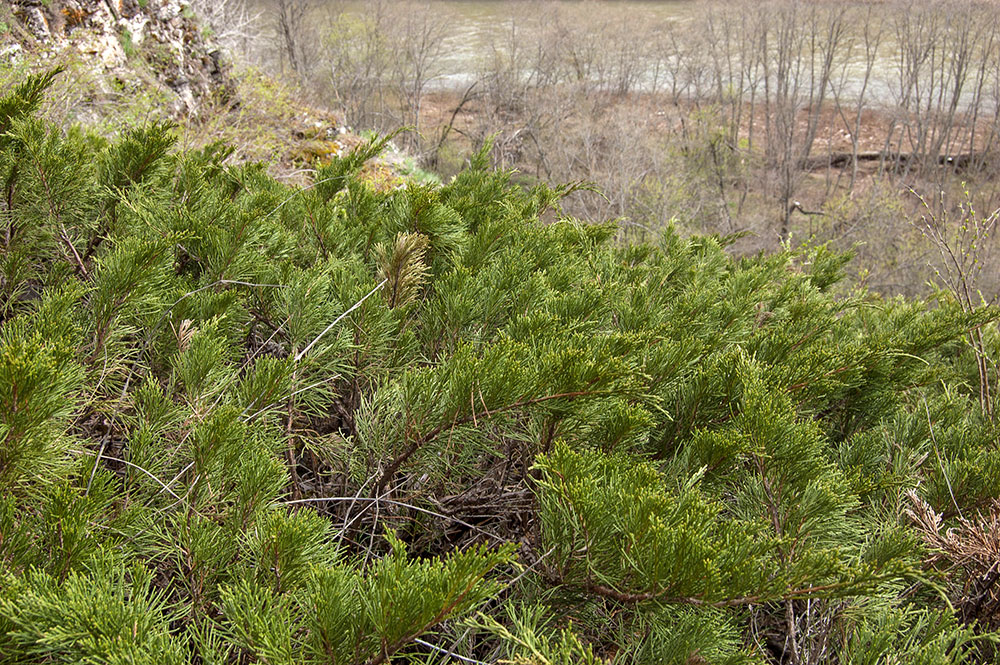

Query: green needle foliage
1;70;1000;664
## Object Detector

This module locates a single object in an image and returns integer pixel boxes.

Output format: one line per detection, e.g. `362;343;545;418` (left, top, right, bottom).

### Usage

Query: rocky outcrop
2;1;404;183
7;0;232;116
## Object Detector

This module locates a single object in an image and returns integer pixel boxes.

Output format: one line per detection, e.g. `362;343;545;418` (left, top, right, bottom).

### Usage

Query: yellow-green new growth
376;231;430;309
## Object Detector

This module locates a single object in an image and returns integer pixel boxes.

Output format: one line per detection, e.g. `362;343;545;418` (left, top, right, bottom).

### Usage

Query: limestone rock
8;0;233;117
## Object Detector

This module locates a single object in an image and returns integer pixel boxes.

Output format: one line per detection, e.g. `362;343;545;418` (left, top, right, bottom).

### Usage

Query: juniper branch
375;389;606;494
294;279;387;362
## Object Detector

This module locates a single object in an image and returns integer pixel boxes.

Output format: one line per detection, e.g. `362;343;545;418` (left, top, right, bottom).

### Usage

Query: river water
313;1;994;111
332;0;708;89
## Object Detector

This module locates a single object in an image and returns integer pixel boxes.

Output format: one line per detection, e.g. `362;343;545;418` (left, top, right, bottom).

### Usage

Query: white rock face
8;0;232;117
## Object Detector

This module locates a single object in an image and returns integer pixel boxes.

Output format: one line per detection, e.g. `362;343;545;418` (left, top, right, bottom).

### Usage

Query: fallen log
798;150;990;172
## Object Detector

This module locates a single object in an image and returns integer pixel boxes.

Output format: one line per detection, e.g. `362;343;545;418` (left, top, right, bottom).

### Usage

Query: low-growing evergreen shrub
1;70;999;664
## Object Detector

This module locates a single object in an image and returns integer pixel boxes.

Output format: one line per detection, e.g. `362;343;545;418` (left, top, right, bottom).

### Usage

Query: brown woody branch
582;578;879;607
375;389;604;494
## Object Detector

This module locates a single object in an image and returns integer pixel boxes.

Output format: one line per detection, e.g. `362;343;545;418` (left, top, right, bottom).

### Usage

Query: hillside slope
0;0;412;180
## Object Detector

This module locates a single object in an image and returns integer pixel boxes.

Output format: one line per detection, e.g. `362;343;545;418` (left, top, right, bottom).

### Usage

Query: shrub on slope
1;71;999;664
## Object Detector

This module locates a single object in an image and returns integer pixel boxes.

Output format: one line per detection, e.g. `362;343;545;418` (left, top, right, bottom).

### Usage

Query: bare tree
275;0;311;75
390;2;449;152
189;0;263;64
829;4;882;191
